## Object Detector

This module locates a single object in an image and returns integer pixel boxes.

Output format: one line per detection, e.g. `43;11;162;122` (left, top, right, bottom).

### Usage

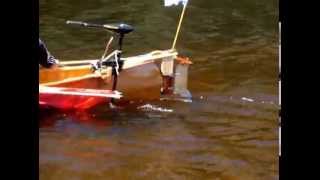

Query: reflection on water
40;0;278;179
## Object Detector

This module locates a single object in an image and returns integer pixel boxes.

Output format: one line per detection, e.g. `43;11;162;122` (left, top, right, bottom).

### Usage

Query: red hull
39;94;109;110
39;87;122;110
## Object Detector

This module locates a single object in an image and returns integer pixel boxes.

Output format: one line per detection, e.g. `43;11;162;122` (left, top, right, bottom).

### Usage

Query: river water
39;0;279;179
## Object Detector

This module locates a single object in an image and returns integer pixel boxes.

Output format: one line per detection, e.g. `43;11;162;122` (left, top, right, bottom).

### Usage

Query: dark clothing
39;39;58;68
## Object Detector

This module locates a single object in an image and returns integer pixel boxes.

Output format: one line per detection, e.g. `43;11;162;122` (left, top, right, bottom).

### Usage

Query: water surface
40;0;279;179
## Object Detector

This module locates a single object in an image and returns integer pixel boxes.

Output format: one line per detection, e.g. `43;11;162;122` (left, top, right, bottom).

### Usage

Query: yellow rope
171;2;188;50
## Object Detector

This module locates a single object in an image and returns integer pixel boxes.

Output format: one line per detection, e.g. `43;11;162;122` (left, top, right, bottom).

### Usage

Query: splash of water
137;104;173;113
241;97;254;102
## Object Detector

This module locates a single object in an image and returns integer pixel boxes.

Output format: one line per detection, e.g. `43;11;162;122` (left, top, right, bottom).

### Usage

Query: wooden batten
40;74;102;87
122;49;178;69
56;49;178;69
59;60;98;66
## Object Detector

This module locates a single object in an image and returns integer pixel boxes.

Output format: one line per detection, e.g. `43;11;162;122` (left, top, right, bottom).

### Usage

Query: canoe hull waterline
39;50;192;110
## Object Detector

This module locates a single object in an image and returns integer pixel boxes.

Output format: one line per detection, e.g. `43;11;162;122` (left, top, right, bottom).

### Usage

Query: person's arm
39;39;59;68
47;52;59;69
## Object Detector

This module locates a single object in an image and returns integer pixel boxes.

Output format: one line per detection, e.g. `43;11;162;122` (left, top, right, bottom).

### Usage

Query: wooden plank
40;73;101;86
39;65;93;84
122;50;177;69
55;49;178;69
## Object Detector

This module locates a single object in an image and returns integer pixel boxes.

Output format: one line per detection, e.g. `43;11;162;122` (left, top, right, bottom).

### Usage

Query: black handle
66;20;105;29
66;20;133;35
66;20;85;26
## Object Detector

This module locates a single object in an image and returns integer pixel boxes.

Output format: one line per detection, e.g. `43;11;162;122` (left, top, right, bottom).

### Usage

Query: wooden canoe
39;49;181;110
